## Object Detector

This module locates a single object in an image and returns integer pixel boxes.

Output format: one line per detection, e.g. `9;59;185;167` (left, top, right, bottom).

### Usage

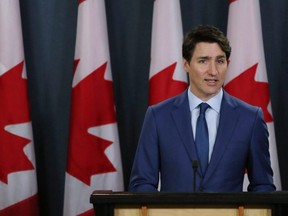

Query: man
128;25;275;192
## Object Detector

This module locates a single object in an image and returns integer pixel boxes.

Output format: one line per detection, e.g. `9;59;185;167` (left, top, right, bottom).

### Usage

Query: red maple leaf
149;62;188;105
78;209;94;216
224;63;273;122
67;61;117;185
0;61;34;184
78;0;86;4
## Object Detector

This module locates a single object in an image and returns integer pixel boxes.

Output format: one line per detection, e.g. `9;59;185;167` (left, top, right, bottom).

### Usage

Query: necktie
195;103;210;175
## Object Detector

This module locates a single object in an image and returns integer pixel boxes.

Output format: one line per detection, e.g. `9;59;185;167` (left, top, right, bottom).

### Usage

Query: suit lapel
171;91;199;167
204;92;239;181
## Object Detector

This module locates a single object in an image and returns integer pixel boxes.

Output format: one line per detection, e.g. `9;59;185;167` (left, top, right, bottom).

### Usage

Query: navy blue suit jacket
129;90;275;192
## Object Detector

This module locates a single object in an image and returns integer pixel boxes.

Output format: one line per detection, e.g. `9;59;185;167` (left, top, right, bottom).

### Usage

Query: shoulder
143;90;189;122
223;91;263;118
148;90;188;113
224;91;260;111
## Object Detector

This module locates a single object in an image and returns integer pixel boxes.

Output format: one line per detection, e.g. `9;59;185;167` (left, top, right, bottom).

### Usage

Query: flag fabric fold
0;0;39;215
225;0;281;190
63;0;124;215
149;0;188;105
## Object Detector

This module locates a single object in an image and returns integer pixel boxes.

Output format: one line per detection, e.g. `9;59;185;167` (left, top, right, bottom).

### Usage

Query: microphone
192;160;198;192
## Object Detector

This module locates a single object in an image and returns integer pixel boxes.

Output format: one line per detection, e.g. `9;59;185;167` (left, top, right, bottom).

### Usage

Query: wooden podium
90;191;288;216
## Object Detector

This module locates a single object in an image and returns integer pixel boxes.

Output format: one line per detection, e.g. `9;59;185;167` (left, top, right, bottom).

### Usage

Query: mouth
204;78;218;85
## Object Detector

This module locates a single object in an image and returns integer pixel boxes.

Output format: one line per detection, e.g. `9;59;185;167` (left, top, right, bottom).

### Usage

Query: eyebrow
216;55;226;59
197;55;226;60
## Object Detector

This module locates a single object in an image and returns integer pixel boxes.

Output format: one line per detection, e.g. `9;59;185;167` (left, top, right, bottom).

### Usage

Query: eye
198;59;206;64
217;58;226;64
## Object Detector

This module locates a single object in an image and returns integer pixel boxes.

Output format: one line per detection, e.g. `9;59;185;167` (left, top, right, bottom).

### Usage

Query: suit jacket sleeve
128;107;159;192
246;107;275;191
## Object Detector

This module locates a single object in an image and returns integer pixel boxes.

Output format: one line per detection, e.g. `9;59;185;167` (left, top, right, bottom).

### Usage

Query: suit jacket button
199;187;203;192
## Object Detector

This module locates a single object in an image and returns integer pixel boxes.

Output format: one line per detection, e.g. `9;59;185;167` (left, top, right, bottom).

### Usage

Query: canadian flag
63;0;124;215
225;0;281;190
0;0;39;215
149;0;188;105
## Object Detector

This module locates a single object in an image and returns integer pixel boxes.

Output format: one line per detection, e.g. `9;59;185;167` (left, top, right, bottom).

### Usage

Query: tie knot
199;103;210;114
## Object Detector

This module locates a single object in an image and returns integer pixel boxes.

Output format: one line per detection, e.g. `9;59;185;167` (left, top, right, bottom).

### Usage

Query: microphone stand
192;160;198;192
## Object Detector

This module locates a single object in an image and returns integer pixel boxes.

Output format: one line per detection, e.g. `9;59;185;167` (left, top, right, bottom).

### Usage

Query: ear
183;58;190;73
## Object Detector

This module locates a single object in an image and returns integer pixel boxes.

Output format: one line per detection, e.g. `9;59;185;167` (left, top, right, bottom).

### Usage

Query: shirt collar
187;88;223;113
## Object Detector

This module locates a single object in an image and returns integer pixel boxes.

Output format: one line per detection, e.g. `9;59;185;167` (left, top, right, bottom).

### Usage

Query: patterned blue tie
195;103;210;175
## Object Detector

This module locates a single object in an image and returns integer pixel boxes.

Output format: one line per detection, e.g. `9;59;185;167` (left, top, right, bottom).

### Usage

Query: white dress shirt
187;88;223;161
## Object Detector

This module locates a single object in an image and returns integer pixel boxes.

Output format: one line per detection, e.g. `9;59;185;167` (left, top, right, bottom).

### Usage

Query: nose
208;62;218;75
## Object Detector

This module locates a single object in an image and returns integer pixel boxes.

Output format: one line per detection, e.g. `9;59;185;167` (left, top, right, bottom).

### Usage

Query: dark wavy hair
182;25;231;62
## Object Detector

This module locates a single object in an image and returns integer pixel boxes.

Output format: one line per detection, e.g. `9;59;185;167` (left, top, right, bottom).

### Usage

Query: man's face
183;42;228;101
